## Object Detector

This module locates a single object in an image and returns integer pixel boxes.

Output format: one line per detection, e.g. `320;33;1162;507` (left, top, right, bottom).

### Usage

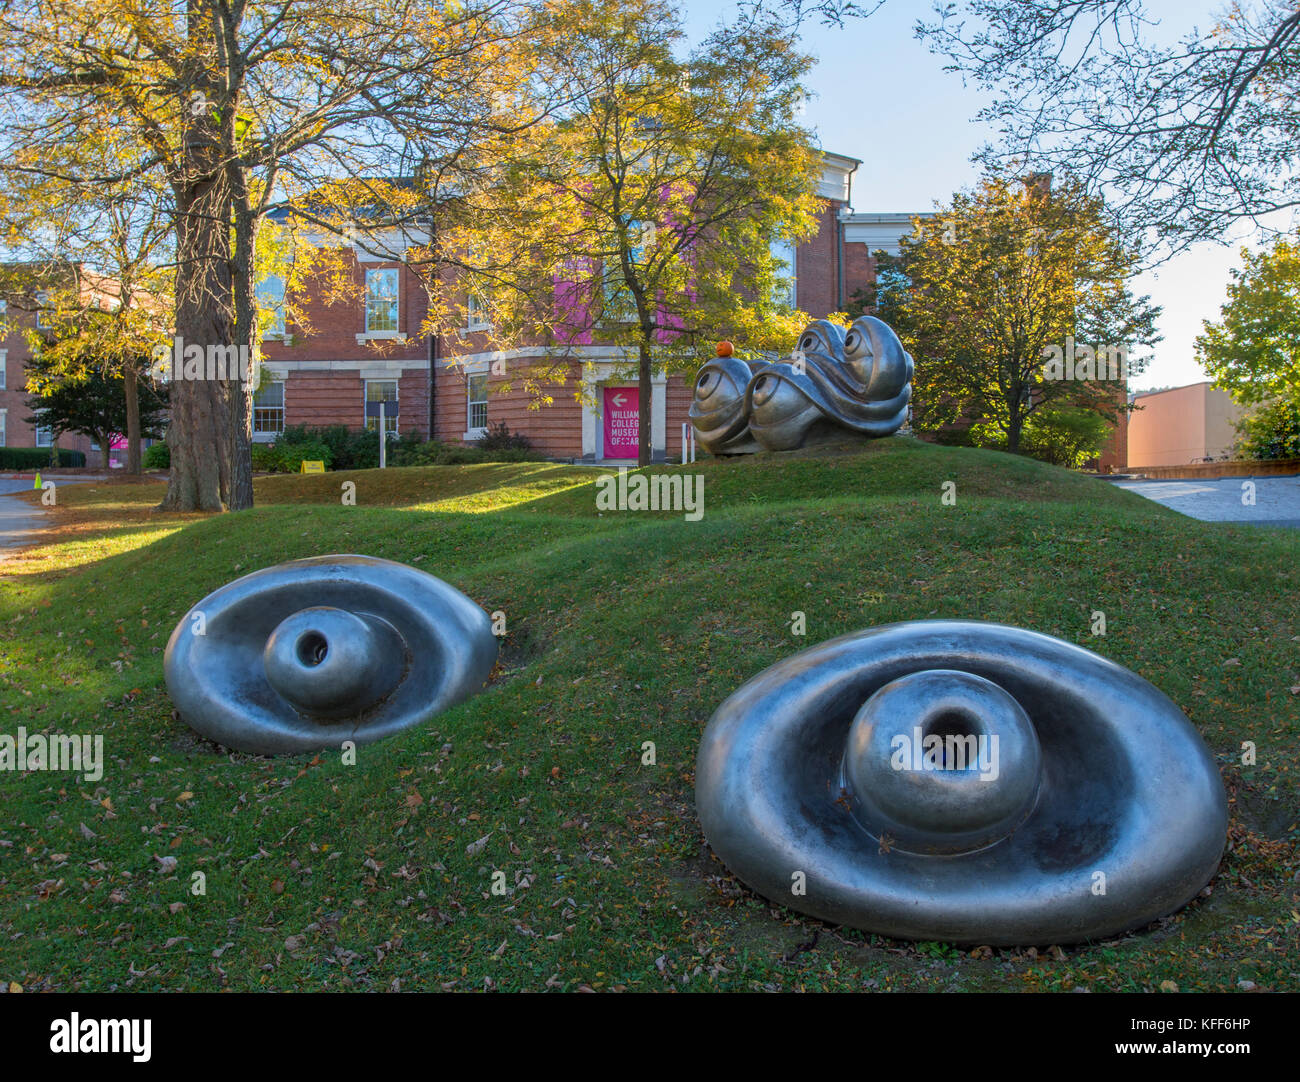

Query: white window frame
466;290;491;332
256;273;288;340
466;371;489;438
0;408;6;447
358;268;405;342
770;237;797;308
35;291;50;330
34;422;53;447
0;349;6;391
253;379;286;440
363;378;399;439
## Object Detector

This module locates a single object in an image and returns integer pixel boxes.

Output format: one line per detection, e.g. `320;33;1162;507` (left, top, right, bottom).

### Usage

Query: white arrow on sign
612;393;627;407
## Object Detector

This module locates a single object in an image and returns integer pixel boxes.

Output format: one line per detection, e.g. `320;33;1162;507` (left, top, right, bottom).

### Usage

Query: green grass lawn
1;438;1297;992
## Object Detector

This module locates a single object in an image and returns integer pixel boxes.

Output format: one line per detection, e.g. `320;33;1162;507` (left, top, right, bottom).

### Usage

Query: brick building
0;267;98;461
257;151;931;462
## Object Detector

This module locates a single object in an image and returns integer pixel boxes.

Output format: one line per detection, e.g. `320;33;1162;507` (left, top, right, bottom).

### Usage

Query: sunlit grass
0;440;1296;992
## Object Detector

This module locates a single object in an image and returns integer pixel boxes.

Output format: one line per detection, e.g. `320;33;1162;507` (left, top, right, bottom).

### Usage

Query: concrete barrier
1130;458;1300;480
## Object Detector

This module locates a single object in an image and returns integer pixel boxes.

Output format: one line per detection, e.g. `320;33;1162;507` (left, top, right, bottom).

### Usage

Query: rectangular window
0;409;6;447
253;380;285;436
467;372;488;431
35;291;49;330
35;423;53;447
770;237;797;308
467;290;490;330
256;274;287;337
365;269;399;333
364;379;398;438
0;349;6;390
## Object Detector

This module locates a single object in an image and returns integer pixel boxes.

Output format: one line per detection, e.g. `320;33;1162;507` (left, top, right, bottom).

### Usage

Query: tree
881;173;1159;455
435;0;823;466
0;136;175;475
25;349;169;470
1;0;531;510
1234;397;1300;460
916;1;1300;253
1196;235;1300;407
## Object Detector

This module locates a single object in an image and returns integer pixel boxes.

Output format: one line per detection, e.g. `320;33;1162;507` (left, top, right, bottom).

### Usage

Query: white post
379;402;387;469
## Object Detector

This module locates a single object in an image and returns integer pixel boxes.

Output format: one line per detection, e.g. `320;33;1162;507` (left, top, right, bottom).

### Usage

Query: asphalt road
0;476;99;556
1108;475;1300;528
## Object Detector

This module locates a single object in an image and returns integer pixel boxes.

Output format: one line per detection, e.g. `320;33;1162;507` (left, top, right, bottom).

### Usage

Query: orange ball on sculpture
715;340;734;358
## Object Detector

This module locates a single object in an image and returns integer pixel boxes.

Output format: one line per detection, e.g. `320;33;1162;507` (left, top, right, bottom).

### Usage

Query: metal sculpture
688;315;913;454
695;621;1227;945
164;555;498;754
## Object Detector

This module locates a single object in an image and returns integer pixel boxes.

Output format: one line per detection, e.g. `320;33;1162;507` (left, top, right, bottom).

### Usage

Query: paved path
0;476;101;557
1108;475;1300;528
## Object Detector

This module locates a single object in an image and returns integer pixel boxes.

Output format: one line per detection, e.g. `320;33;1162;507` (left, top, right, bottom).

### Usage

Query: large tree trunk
637;338;652;467
158;1;233;512
123;365;141;475
1007;405;1024;455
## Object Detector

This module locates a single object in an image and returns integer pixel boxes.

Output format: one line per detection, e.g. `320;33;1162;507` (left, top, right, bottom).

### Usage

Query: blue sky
682;0;1275;392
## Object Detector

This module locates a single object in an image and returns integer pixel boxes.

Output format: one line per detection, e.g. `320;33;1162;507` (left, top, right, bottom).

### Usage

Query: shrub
1235;398;1300;460
142;442;170;469
389;437;545;467
0;447;86;469
253;425;545;472
1018;407;1114;470
475;421;535;453
278;424;380;471
251;437;333;474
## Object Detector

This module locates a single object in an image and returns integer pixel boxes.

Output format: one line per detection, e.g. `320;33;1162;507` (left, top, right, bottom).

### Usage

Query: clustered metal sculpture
688;315;914;453
695;621;1228;945
164;555;497;755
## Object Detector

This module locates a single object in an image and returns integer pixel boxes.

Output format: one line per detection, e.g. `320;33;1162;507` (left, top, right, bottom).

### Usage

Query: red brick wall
262;253;430;366
843;242;874;304
285;371;365;428
1096;382;1129;473
488;369;585;459
0;303;93;458
667;373;694;458
796;199;845;317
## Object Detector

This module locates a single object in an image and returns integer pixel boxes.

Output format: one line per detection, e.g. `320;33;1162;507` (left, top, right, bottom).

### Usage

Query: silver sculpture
164;555;498;754
688;315;913;453
695;621;1227;945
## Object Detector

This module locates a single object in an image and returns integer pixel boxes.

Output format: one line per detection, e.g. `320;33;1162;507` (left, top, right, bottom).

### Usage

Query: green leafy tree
2;0;532;511
1197;236;1300;408
435;0;823;466
1234;398;1300;461
25;350;169;471
883;173;1159;455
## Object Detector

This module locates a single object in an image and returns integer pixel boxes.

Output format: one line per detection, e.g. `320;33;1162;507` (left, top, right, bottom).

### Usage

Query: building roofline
840;211;935;223
1131;381;1218;400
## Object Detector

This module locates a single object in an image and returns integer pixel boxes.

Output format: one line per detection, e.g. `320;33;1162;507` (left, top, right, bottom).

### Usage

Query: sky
682;0;1280;392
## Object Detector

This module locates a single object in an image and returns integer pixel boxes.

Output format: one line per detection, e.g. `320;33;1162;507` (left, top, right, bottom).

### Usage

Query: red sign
603;386;639;459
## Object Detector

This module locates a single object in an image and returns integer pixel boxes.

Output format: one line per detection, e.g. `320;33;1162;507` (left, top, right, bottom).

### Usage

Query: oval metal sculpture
164;555;498;754
687;315;914;454
695;621;1227;945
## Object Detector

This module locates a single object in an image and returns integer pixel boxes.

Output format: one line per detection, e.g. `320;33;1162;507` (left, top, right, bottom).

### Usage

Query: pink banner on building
602;386;639;459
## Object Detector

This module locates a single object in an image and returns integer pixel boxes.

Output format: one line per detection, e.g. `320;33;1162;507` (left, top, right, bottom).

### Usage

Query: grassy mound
1;438;1296;991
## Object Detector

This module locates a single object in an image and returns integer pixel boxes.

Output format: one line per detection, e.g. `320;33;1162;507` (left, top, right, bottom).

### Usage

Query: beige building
1127;382;1243;468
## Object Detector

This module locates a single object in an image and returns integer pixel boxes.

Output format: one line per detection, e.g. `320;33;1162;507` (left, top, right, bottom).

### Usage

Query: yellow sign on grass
299;460;326;475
